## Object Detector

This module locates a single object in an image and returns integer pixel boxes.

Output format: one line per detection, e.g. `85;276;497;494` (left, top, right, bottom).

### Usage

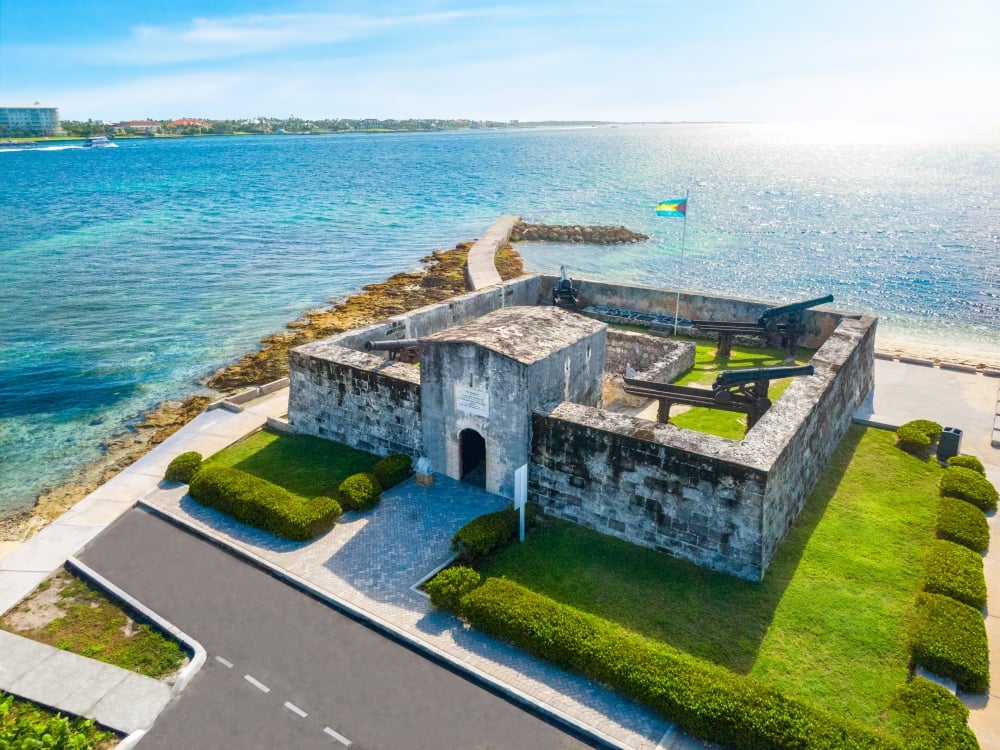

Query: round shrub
940;466;998;512
165;451;203;484
947;455;985;475
911;592;989;693
937;496;990;553
425;566;481;611
338;473;382;511
371;454;412;490
896;419;942;456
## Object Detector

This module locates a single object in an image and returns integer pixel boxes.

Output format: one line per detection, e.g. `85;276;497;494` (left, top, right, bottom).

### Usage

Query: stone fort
286;222;875;581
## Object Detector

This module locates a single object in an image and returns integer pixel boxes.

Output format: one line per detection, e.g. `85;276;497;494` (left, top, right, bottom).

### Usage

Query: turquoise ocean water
1;124;998;515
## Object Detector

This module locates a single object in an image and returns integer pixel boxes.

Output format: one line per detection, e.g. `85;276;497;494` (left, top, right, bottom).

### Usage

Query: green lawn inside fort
478;424;943;731
667;338;813;439
203;428;377;502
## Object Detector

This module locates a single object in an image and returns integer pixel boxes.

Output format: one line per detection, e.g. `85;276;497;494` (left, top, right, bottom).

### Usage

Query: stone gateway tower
419;306;605;497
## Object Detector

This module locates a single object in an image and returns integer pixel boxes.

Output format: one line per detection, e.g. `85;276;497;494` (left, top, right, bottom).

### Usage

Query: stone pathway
141;474;697;749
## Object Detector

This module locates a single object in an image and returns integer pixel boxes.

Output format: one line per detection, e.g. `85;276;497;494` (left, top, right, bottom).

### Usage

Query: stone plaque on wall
455;384;490;418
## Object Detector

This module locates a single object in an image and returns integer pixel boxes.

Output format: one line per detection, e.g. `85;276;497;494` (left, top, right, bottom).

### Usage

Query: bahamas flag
656;199;687;217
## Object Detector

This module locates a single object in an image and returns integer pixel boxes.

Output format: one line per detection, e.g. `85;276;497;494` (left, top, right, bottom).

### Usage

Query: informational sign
455;384;490;418
514;464;528;542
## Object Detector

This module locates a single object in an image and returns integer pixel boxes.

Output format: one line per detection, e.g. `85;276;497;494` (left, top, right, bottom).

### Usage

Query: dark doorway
459;429;486;487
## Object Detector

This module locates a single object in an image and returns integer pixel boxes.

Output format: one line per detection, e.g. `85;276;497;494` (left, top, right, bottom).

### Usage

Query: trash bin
937;427;963;462
414;456;433;487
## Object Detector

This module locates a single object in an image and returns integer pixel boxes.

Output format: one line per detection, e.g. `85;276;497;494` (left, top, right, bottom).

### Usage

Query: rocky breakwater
510;222;648;245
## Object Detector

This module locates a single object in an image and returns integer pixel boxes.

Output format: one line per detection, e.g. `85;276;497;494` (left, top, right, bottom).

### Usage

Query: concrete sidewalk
0;629;171;734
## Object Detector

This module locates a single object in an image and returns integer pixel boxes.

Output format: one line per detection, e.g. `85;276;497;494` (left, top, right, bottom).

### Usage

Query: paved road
80;510;596;750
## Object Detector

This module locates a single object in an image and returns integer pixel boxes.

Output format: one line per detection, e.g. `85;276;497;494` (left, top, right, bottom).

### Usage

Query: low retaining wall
603;330;695;408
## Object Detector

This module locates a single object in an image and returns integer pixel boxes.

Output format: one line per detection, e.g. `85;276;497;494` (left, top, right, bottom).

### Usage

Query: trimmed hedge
886;678;978;750
452;505;536;562
338;472;382;511
457;577;899;750
189;465;342;541
372;454;412;490
425;566;480;610
937;497;990;553
896;419;942;456
911;592;989;693
940;466;998;513
165;451;203;484
923;539;987;610
947;455;986;475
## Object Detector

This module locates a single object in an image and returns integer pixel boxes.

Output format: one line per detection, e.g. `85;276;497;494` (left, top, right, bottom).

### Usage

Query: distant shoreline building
0;103;62;136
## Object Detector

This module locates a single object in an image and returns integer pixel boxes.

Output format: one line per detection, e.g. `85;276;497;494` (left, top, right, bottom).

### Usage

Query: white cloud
98;8;518;65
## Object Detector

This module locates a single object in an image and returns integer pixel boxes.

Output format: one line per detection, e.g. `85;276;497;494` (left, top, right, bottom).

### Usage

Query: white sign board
455;385;490;418
514;464;528;510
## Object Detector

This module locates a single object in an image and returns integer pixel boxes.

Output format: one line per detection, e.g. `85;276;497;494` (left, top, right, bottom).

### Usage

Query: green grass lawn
479;426;942;728
668;340;813;439
204;429;377;501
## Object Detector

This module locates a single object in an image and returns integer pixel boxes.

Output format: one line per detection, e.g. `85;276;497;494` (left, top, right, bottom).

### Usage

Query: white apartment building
0;103;62;136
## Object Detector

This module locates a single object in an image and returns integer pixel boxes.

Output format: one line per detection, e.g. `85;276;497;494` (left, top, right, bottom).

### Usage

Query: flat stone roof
422;305;605;365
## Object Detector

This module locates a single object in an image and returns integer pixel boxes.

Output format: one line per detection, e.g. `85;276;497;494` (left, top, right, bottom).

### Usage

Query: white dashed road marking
215;656;234;668
243;674;270;693
323;726;352;746
284;701;308;718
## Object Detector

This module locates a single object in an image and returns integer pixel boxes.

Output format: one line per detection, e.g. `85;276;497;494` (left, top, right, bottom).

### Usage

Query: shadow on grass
478;426;865;675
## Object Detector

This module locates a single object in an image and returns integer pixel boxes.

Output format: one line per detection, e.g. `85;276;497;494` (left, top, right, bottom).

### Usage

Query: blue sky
1;0;997;122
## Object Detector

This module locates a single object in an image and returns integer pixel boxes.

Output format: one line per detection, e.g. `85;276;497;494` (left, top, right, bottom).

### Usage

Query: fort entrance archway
459;429;486;487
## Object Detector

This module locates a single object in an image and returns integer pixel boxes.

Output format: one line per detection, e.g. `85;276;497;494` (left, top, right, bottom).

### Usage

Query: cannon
364;338;421;363
551;265;580;309
623;364;814;434
692;295;833;359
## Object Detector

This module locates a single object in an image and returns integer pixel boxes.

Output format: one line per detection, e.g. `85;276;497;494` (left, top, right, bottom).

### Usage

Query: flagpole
673;189;689;336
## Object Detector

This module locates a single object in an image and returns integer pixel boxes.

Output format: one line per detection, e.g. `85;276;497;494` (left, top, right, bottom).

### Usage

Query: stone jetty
510;222;648;244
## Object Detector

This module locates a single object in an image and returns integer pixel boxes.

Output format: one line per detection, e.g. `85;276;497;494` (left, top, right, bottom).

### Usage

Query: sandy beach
1;239;996;552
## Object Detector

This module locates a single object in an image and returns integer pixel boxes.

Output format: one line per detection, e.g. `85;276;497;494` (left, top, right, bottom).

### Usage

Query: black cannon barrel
364;338;420;352
714;364;814;387
758;294;834;323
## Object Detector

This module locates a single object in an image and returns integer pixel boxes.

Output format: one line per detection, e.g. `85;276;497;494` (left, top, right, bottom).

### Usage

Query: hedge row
937;497;990;553
164;451;203;484
456;577;898;750
886;678;979;750
923;539;987;610
372;454;412;490
940;466;998;512
910;593;989;693
189;465;342;541
452;505;535;562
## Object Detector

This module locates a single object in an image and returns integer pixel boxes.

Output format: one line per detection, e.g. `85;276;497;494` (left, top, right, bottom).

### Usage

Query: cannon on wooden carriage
623;364;814;434
552;265;580;309
691;295;833;359
364;338;421;363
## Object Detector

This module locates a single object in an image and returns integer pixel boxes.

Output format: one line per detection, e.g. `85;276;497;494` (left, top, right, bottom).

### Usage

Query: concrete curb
65;557;206;695
852;417;899;431
115;729;146;750
135;500;637;750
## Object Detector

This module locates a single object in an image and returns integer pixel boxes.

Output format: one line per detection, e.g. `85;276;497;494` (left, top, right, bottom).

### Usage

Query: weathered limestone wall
531;405;768;580
287;344;422;458
333;275;543;351
603;330;695;407
755;316;877;564
541;276;846;348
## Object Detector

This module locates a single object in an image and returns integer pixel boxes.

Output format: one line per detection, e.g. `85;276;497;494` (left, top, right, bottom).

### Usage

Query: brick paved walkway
143;474;701;749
